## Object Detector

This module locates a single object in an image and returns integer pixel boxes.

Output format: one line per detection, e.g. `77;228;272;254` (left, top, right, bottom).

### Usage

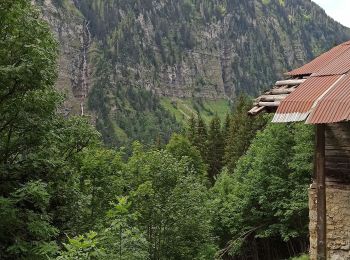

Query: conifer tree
222;113;231;147
207;115;224;183
224;94;267;173
187;113;197;144
194;113;208;161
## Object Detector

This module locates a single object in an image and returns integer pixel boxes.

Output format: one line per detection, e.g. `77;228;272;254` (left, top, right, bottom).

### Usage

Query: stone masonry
309;184;350;260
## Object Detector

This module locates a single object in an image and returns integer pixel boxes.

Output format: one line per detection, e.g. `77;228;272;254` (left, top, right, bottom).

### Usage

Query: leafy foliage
125;144;216;259
0;2;99;258
166;133;207;179
58;197;149;260
1;1;316;259
211;123;313;258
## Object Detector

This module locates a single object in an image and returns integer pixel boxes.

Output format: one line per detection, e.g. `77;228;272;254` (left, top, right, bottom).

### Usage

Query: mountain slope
76;0;350;97
36;0;350;145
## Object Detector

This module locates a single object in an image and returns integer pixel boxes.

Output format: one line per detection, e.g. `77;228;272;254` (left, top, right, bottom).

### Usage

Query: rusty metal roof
307;74;350;124
341;40;350;45
272;75;343;123
251;40;350;124
286;44;350;76
248;79;305;116
312;48;350;76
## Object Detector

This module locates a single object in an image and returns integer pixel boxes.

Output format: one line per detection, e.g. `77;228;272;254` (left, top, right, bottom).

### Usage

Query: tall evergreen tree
187;113;197;144
222;113;231;147
207;115;224;184
194;113;208;161
187;113;208;163
224;94;267;173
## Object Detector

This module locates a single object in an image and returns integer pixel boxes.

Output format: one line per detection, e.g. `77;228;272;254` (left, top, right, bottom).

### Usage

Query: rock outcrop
36;0;90;116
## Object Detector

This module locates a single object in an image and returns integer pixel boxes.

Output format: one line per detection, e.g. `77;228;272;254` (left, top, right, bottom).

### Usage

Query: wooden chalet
249;41;350;260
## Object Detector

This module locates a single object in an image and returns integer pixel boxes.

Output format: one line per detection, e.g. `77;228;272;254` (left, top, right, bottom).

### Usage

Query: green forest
0;1;316;259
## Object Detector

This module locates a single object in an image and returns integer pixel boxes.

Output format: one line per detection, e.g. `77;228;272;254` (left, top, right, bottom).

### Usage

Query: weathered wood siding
325;123;350;184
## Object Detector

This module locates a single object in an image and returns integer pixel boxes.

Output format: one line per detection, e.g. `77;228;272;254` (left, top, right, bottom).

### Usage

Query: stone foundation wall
309;184;350;260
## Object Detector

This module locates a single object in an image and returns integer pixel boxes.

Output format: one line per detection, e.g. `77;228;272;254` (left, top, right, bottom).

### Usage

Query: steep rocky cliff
74;0;350;98
35;0;350;145
35;0;90;115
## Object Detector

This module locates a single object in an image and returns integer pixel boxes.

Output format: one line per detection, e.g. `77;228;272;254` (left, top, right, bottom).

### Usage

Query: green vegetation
212;123;313;257
262;0;285;5
87;66;181;146
1;0;321;259
291;254;310;260
0;1;99;258
224;95;268;172
161;97;231;125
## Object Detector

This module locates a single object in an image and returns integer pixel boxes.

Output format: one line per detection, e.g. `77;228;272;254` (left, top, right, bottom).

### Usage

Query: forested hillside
36;0;350;145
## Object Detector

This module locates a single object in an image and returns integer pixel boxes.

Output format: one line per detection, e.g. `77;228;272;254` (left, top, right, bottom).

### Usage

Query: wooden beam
268;88;296;95
258;101;280;107
316;124;327;260
259;94;289;102
275;79;306;86
248;105;265;115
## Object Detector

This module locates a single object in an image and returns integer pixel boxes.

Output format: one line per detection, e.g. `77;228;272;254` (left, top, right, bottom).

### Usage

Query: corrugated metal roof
251;40;350;124
312;48;350;76
341;40;350;45
286;44;350;76
272;75;342;122
307;74;350;124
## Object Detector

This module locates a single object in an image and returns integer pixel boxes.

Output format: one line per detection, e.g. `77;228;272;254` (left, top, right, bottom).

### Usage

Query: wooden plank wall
325;123;350;184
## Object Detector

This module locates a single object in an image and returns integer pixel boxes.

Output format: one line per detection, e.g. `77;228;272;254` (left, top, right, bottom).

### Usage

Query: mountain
35;0;350;146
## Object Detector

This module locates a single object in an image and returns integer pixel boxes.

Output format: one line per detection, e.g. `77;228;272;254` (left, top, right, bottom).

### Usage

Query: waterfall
80;20;91;116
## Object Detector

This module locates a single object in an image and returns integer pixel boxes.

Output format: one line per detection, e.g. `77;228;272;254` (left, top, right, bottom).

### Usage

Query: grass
111;121;128;141
290;254;309;260
160;97;231;125
262;0;271;5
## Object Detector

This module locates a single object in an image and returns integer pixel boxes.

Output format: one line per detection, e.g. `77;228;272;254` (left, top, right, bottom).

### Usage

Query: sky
312;0;350;28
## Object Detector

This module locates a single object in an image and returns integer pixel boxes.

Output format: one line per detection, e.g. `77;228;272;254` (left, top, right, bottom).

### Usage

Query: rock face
36;0;91;115
76;0;350;98
40;0;350;101
309;184;350;260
